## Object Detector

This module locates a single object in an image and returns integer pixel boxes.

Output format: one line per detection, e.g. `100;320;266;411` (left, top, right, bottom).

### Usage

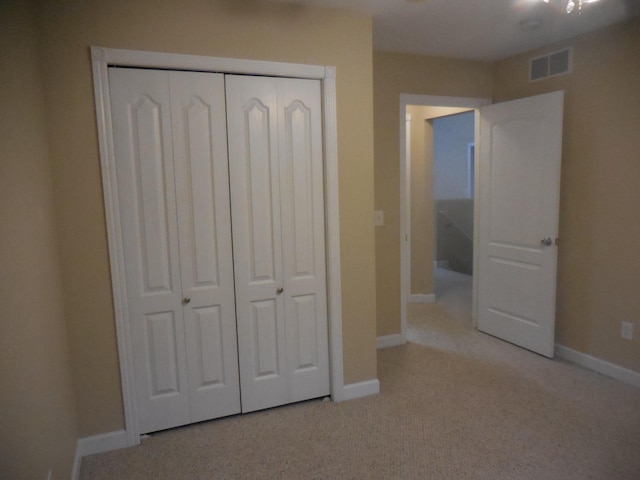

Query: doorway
431;110;476;329
399;92;564;358
399;94;490;342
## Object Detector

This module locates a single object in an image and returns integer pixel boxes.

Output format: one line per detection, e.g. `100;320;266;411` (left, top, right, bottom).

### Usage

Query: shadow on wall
436;199;473;275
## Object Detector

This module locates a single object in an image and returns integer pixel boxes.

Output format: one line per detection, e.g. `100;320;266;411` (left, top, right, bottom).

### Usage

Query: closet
109;67;329;434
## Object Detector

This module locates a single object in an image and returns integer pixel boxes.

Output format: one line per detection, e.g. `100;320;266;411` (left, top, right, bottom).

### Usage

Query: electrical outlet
621;322;633;341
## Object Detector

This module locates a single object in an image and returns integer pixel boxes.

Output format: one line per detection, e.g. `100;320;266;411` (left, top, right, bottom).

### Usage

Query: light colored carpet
80;269;640;479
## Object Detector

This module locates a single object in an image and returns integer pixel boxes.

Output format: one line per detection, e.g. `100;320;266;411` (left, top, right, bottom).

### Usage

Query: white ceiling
266;0;640;61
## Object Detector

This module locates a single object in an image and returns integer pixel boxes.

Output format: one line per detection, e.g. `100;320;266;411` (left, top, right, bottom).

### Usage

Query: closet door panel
226;75;288;412
278;79;330;401
244;99;277;282
227;75;330;412
109;68;189;433
252;299;280;378
169;71;241;421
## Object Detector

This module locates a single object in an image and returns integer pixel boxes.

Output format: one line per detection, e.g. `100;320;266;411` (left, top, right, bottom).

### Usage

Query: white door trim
399;94;490;343
91;46;344;445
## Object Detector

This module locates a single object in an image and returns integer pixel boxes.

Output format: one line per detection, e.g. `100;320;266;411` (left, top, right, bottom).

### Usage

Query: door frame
91;46;344;446
399;94;490;343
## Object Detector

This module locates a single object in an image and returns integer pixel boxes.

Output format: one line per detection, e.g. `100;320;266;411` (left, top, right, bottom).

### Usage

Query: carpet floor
80;269;640;479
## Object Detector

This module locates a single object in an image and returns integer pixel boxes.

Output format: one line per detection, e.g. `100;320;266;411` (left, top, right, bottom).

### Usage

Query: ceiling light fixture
542;0;601;14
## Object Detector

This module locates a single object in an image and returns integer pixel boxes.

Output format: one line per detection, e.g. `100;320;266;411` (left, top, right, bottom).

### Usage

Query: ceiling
265;0;640;61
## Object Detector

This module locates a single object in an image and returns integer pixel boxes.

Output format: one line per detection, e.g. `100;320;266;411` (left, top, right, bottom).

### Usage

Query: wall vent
529;47;572;82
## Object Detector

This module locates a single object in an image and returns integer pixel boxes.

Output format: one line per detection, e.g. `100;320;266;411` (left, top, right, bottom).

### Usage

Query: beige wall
408;105;435;296
374;51;492;336
4;3;636;467
0;2;78;478
494;17;640;373
37;0;376;436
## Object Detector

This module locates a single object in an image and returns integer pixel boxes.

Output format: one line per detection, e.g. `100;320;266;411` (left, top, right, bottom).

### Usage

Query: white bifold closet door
109;68;240;434
226;75;330;413
109;68;329;434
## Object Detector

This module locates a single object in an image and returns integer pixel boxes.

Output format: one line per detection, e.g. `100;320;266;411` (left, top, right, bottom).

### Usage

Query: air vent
529;47;572;82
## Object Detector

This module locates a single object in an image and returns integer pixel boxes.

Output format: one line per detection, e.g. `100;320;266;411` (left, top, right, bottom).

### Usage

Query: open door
477;91;563;358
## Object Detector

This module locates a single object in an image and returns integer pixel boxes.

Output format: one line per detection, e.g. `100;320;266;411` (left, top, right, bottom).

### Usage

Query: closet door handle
183;296;191;304
276;287;284;295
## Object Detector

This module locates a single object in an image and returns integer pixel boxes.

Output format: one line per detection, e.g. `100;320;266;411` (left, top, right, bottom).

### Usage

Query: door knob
183;296;191;304
540;237;553;247
276;287;284;295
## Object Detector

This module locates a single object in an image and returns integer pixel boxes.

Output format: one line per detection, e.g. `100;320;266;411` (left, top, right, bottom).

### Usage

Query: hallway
407;267;473;350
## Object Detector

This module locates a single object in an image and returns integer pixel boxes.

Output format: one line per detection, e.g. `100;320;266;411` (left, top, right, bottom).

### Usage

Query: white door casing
225;75;329;413
477;91;564;358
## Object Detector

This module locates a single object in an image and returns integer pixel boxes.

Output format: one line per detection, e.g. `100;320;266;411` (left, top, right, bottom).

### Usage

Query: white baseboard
342;379;380;401
72;430;128;480
555;344;640;389
377;333;406;349
407;293;436;304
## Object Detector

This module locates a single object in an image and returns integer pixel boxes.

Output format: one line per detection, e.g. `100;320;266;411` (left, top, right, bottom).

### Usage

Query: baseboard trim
73;430;128;479
407;293;436;304
72;449;81;480
342;379;380;400
434;260;449;269
555;344;640;389
377;333;406;349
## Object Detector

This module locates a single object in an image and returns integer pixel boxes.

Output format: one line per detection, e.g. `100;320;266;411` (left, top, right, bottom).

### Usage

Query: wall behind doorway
433;112;475;200
407;106;472;297
433;111;475;275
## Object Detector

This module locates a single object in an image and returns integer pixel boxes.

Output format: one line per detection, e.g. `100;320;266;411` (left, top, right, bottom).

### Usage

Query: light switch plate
374;210;384;227
621;322;633;341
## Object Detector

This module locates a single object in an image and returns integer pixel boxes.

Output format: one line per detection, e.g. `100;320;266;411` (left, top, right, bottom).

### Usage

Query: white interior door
226;75;330;412
169;71;241;423
110;68;240;433
477;91;563;358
